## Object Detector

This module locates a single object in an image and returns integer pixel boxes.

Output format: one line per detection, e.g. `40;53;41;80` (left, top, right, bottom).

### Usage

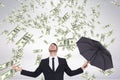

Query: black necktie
52;58;55;71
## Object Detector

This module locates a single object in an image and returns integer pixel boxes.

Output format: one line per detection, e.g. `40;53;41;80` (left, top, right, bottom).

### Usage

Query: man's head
49;43;58;57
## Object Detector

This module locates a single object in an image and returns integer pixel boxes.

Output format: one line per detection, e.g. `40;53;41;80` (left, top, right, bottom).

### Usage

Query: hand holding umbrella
77;37;113;71
81;61;90;70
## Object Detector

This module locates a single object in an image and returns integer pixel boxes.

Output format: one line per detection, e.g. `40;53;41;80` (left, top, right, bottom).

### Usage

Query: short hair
51;43;58;51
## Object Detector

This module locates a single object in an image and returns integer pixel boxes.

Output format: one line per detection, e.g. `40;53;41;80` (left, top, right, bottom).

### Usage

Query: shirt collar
49;56;58;60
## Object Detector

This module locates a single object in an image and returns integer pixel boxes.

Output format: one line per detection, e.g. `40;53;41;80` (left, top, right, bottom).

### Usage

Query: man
13;43;89;80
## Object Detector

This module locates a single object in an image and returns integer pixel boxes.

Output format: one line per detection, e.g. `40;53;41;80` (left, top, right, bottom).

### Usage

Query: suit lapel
55;57;61;72
46;58;53;71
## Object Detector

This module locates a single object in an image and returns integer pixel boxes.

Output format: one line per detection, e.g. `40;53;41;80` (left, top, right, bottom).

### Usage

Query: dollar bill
65;0;79;8
81;71;88;79
96;33;99;38
45;26;51;35
30;2;34;11
21;2;29;13
111;0;120;7
87;77;94;80
39;35;43;38
0;70;12;80
58;38;76;46
33;20;42;29
0;63;8;71
57;38;76;50
100;34;105;41
70;0;78;6
12;48;23;60
33;49;43;53
55;28;65;35
110;38;115;43
102;24;111;29
58;12;70;24
39;0;46;8
91;7;100;19
0;30;8;35
57;39;64;47
106;30;113;37
0;66;20;80
16;32;33;49
44;40;48;44
83;31;87;36
50;4;61;16
64;53;72;59
34;14;48;28
0;2;5;8
90;30;94;37
71;23;80;31
99;69;114;76
87;74;96;80
55;27;70;36
35;54;42;65
7;26;24;42
0;59;19;71
50;0;54;7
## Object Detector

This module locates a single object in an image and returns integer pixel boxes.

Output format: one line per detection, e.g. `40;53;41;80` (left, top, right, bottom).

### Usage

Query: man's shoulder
58;57;65;60
58;57;66;62
41;57;49;62
41;57;66;61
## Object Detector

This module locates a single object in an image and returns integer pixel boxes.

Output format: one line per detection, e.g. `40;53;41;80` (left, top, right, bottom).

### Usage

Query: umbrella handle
82;61;90;69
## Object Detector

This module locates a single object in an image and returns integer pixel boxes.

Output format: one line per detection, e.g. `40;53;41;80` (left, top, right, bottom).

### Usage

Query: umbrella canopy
76;37;113;71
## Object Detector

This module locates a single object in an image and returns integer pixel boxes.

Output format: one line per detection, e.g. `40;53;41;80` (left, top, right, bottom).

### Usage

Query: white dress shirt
49;56;59;71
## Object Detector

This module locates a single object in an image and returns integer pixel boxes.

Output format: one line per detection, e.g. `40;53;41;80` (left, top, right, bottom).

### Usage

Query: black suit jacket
21;57;83;80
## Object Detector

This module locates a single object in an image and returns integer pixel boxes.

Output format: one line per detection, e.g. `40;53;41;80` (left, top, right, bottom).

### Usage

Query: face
49;43;58;56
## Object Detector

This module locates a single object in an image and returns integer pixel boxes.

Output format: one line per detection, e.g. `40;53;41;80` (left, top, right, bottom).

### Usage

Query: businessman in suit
13;43;89;80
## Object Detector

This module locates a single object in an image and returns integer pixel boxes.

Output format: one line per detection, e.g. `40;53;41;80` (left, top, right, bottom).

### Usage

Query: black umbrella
76;37;113;71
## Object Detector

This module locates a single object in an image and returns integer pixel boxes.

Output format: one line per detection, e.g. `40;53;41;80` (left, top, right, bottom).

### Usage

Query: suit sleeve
64;59;83;76
21;60;43;78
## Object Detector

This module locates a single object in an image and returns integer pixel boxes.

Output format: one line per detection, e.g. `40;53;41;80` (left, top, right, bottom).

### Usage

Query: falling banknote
0;64;20;80
64;53;72;59
12;48;23;60
7;26;25;42
99;69;114;76
0;2;5;8
57;38;76;50
35;54;42;65
0;60;19;71
16;32;33;49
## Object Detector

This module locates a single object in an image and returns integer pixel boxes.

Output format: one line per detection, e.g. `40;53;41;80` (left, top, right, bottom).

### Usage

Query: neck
50;55;57;57
50;53;57;57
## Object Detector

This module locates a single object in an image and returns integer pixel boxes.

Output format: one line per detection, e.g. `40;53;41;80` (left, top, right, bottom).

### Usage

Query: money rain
0;0;118;80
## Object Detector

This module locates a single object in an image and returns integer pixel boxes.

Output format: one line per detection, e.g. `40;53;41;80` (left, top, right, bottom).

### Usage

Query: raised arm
12;60;43;78
64;59;88;76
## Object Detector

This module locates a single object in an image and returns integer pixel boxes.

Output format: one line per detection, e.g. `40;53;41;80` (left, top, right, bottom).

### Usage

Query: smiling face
49;43;58;57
